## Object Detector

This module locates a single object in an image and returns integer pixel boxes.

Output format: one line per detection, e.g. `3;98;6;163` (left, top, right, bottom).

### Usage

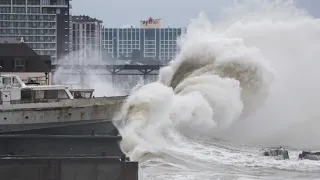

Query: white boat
0;74;127;133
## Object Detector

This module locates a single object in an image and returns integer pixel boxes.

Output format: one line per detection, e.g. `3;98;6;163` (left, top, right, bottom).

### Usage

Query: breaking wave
113;0;320;179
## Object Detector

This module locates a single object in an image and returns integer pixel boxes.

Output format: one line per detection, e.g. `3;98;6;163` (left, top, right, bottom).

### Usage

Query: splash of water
115;10;275;162
115;1;320;167
215;0;320;149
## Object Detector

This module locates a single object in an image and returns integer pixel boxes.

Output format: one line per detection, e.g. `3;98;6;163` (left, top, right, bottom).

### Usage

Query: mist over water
114;0;320;179
52;48;155;96
53;48;117;96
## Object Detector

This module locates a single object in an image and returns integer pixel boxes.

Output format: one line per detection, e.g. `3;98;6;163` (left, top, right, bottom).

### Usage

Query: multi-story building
102;17;186;61
0;0;71;63
71;15;103;61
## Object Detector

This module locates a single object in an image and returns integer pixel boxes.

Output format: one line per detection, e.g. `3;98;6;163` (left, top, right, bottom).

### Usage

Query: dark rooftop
72;15;103;23
0;42;51;72
0;43;39;57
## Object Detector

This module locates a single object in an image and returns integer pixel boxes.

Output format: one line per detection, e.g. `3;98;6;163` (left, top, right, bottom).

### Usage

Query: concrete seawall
0;134;123;156
0;157;138;180
0;134;139;180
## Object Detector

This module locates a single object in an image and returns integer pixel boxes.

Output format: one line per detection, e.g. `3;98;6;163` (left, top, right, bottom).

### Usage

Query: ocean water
112;0;320;179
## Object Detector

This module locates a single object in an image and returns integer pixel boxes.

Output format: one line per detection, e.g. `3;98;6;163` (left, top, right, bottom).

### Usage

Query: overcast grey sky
72;0;319;28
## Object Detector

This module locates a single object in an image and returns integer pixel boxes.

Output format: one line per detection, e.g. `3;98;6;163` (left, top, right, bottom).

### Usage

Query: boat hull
0;96;127;132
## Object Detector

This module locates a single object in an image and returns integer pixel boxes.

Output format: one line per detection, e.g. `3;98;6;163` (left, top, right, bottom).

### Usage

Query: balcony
40;0;69;7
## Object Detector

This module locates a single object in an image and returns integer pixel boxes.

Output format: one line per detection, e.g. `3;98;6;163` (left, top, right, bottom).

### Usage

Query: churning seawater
111;0;320;179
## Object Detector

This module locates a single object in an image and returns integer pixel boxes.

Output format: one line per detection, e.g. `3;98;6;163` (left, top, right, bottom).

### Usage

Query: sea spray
118;82;176;160
115;3;320;170
115;13;275;165
214;0;320;148
112;1;320;179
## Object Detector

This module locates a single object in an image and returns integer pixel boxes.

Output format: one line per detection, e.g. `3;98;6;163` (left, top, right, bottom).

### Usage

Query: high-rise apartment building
0;0;71;63
102;17;186;61
71;15;103;61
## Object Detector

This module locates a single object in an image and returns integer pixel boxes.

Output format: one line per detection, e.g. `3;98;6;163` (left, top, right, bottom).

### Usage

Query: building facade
0;0;71;63
102;17;186;61
71;15;102;61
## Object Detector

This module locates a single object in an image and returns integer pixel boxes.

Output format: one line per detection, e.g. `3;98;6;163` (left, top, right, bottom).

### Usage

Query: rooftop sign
140;17;162;28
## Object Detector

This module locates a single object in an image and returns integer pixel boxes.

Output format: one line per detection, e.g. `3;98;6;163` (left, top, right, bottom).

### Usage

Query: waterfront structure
102;17;186;61
0;0;71;63
71;15;103;61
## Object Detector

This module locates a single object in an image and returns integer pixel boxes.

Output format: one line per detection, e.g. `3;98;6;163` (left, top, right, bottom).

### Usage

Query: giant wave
114;0;320;179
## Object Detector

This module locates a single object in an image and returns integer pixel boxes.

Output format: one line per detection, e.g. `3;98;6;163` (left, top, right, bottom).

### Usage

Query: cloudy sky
72;0;319;28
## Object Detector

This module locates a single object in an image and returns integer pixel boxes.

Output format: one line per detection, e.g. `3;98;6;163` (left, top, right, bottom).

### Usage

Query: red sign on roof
148;17;153;23
141;17;161;28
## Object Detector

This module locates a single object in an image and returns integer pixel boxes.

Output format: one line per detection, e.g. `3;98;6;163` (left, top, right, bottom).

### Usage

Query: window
84;92;92;98
12;77;20;87
14;59;26;71
44;90;58;99
0;0;11;5
0;7;10;13
21;89;32;102
35;90;44;99
3;77;11;85
13;0;25;5
27;7;40;14
27;0;40;5
91;24;95;31
12;7;26;13
58;90;68;99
